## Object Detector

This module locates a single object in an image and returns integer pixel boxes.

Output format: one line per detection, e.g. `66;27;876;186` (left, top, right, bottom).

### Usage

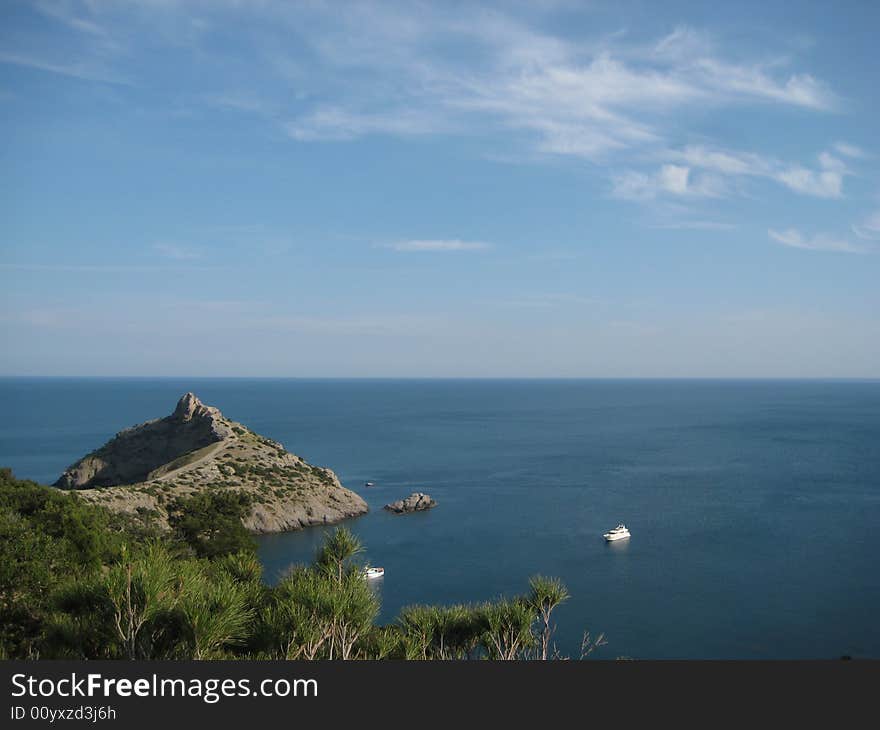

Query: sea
2;377;878;659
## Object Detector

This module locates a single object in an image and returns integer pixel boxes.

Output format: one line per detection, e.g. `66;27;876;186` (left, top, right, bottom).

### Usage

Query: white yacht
603;524;631;542
363;566;385;579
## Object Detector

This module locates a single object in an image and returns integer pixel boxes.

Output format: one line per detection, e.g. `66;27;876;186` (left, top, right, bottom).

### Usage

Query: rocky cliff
58;393;368;533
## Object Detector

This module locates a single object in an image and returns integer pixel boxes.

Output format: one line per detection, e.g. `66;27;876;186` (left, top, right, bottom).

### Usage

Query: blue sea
2;377;879;659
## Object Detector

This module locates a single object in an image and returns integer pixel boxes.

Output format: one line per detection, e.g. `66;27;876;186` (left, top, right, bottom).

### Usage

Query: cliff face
56;393;233;489
58;393;368;533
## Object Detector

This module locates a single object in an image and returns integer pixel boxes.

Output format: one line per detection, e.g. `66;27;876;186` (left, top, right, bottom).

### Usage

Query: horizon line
1;375;878;382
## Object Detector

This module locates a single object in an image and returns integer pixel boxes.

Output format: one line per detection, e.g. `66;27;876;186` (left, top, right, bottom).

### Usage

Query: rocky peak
174;392;210;422
56;392;231;489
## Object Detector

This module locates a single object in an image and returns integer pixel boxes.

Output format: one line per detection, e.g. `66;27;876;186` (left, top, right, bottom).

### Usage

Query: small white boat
364;481;375;487
603;524;631;542
363;566;385;579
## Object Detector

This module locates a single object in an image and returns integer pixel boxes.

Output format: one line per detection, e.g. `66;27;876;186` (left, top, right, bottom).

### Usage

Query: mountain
56;393;367;533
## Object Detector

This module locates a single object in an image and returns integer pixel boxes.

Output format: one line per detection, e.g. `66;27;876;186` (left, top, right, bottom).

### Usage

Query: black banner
2;660;876;727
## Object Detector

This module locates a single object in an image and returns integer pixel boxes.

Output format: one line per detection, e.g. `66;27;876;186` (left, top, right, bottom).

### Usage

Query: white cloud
653;26;715;60
665;145;849;199
261;10;838;159
673;145;768;176
767;228;864;253
773;152;847;198
833;142;865;159
650;26;836;109
285;106;452;141
4;5;841;156
3;3;854;211
774;166;843;198
384;239;491;252
612;164;724;200
692;59;835;110
658;164;696;195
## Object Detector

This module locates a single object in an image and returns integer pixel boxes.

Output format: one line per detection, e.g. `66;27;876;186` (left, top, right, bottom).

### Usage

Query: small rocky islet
57;392;368;533
384;492;437;514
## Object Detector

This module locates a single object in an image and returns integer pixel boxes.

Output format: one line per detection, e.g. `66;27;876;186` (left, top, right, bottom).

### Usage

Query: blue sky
1;0;878;377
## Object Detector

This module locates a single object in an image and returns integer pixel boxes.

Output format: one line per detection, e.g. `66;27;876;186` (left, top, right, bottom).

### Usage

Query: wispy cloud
32;0;107;37
0;51;129;85
768;228;865;253
648;220;737;231
650;145;851;199
2;1;865;254
688;58;835;110
202;92;275;116
276;17;838;159
383;239;492;252
126;7;836;167
833;141;865;159
775;152;847;198
286;107;453;141
153;242;204;261
852;211;880;240
3;3;847;190
612;164;725;200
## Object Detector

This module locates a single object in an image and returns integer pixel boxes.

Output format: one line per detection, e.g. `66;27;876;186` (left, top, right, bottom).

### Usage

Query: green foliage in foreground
168;490;256;558
0;468;603;660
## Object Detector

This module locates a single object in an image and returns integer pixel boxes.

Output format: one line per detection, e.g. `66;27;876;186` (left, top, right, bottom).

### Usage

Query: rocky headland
57;393;368;533
384;492;437;514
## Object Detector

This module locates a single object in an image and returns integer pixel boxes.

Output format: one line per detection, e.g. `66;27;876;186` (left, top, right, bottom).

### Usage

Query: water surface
2;377;878;659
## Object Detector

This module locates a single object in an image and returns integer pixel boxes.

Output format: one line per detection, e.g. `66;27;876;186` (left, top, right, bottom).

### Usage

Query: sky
1;0;879;377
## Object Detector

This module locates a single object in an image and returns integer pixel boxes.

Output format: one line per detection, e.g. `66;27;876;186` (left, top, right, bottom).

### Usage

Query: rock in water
384;492;437;514
56;393;368;533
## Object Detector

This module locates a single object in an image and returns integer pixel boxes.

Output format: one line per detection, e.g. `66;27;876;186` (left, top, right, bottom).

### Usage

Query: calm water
2;377;879;659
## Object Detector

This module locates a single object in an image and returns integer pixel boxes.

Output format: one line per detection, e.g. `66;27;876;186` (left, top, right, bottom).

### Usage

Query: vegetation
0;468;603;660
167;491;255;558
